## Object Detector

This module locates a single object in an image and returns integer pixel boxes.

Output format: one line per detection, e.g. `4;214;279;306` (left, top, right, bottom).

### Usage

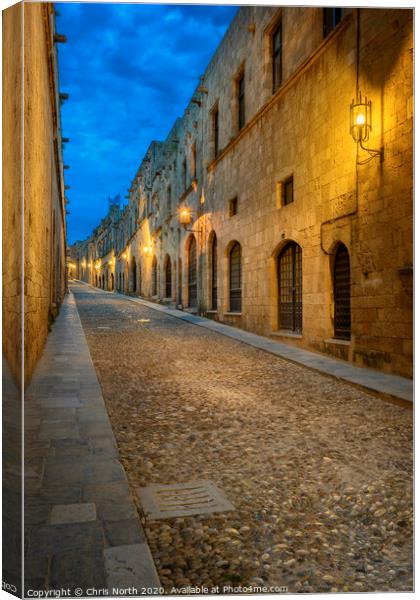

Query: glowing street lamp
350;92;383;162
179;206;192;226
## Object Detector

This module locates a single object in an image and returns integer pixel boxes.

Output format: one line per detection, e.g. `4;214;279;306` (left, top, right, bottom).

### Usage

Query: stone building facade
3;2;67;591
73;7;413;378
23;2;68;385
3;1;67;387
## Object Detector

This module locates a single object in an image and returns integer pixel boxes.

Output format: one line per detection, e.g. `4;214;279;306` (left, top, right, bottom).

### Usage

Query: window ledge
206;310;218;314
271;330;303;339
224;312;242;316
324;338;351;346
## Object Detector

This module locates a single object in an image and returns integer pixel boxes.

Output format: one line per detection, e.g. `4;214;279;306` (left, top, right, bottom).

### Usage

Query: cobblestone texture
73;284;413;594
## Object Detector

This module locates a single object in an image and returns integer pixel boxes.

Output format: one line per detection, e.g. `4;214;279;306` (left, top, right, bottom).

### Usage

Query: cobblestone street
72;283;413;594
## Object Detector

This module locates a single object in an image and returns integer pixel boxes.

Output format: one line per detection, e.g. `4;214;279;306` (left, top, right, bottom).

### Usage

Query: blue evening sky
56;2;238;244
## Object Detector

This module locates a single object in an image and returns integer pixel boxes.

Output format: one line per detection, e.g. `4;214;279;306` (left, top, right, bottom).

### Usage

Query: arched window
178;258;182;305
229;242;242;312
138;261;142;296
165;256;172;298
152;255;158;296
131;256;137;293
278;242;302;332
334;244;351;340
188;237;197;308
210;234;218;310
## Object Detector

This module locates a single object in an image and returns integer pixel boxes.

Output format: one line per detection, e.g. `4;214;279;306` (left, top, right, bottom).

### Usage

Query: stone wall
2;2;23;388
2;4;23;591
73;7;413;378
2;2;68;386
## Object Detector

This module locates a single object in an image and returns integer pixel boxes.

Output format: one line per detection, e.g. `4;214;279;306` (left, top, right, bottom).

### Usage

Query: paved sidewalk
77;282;412;404
24;292;160;596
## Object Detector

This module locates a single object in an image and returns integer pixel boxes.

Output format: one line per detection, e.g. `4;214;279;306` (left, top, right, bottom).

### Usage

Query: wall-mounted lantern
178;205;201;235
350;92;383;163
179;206;192;226
143;244;153;256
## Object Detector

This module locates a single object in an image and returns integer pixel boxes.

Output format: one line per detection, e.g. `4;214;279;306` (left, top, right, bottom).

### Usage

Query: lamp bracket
357;141;384;165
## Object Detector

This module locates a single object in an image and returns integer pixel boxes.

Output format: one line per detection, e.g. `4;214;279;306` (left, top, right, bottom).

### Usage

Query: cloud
57;3;237;244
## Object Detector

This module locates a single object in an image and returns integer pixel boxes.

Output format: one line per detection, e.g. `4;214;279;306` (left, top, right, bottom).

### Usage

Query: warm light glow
356;113;365;126
350;93;371;144
143;244;153;255
122;252;127;260
179;206;192;225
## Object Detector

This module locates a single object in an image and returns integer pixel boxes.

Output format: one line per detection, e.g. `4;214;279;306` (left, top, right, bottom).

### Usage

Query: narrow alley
71;282;413;594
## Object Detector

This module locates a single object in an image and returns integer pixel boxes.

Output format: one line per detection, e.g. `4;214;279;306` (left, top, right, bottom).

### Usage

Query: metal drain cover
137;480;235;520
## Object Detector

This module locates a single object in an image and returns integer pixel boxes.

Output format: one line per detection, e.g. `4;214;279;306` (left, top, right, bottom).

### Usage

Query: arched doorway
165;255;172;298
131;256;137;293
187;236;197;308
229;241;241;312
138;261;142;295
333;243;351;340
178;258;182;305
152;255;158;296
110;273;114;291
278;242;302;333
210;233;218;310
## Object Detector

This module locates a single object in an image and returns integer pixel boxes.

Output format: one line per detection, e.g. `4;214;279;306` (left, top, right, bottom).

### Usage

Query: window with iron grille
283;176;294;206
334;244;351;340
165;256;172;298
178;257;182;304
278;242;302;332
152;256;158;296
131;257;137;293
238;73;245;130
272;22;282;93
188;237;197;308
211;235;218;310
138;262;142;295
229;242;242;312
167;186;172;213
323;7;343;37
